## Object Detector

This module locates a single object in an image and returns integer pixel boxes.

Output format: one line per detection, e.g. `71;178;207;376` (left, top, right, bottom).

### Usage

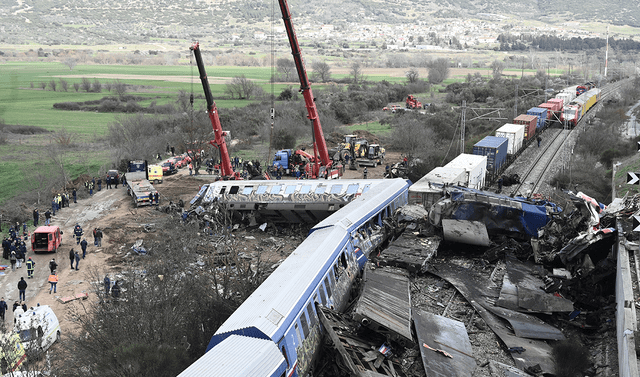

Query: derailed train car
178;178;410;377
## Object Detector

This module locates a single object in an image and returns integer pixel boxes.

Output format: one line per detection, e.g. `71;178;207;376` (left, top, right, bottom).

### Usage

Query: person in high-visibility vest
48;272;58;294
25;257;35;279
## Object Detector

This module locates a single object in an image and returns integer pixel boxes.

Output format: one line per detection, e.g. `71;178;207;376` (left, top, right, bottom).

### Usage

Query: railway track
505;80;625;198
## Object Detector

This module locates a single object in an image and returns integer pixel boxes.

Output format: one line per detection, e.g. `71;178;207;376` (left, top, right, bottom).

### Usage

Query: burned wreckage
181;177;628;377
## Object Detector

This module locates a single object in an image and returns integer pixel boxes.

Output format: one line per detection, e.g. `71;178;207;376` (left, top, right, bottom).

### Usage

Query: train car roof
212;225;349;343
311;178;411;233
178;334;286;377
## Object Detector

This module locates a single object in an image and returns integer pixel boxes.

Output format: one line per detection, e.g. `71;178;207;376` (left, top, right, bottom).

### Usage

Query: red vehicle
173;156;186;168
161;161;178;175
406;95;422;109
190;43;241;181
278;0;341;179
31;226;63;253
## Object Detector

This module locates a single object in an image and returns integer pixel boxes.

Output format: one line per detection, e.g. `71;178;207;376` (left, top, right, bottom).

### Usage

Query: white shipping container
444;154;487;190
409;167;467;208
495;123;525;155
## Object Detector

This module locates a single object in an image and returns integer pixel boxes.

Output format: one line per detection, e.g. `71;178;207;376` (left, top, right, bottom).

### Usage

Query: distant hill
0;0;638;46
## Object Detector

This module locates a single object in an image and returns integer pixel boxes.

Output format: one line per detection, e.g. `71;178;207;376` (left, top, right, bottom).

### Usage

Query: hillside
0;0;638;47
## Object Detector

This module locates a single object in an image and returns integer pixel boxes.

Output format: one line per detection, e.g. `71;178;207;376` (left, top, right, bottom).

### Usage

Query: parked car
106;169;120;182
161;161;177;175
172;156;186;168
31;226;62;254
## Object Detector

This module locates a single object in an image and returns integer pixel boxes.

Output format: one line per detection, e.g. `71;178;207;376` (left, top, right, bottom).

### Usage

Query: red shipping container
513;114;537;140
538;103;555;119
548;98;563;111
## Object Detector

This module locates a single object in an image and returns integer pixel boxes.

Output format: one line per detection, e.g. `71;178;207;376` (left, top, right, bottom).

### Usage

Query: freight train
178;178;410;377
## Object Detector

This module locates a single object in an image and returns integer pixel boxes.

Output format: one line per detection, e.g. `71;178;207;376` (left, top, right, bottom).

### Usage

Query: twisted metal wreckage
180;178;640;376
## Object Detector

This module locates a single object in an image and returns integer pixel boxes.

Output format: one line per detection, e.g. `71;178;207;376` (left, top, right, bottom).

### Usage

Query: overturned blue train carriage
428;186;561;240
179;178;410;377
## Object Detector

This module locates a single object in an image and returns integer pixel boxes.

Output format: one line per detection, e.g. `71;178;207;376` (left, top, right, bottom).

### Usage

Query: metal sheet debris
413;308;476;377
353;265;413;345
442;219;490;246
425;259;557;375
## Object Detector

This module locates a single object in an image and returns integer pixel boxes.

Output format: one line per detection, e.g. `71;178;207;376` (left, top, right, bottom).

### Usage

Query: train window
346;184;359;194
329;269;336;285
324;276;332;298
319;285;327;305
281;346;290;368
229;186;239;194
295;323;302;345
300;185;311;194
362;184;371;193
315;186;326;194
306;302;317;328
330;185;343;194
256;185;268;194
242;186;254;195
270;185;282;194
299;312;310;338
285;186;297;194
219;187;226;195
340;252;348;269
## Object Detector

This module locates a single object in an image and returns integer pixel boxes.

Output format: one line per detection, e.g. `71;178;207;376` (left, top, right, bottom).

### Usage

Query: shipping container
444;153;487;190
409;167;466;209
526;107;548;129
513;114;537;140
495;123;525;155
548;98;564;110
472;136;508;174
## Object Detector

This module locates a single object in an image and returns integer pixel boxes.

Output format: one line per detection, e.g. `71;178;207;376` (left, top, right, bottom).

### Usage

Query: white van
13;305;60;356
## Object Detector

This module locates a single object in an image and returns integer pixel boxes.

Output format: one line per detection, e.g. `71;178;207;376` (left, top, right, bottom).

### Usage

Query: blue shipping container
473;136;508;174
526;107;548;129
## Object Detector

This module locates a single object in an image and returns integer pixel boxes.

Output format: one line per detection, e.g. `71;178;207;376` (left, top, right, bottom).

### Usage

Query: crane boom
190;42;239;180
278;0;331;178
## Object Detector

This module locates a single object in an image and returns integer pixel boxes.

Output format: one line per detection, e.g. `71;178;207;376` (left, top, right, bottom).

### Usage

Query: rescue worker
111;281;121;298
48;272;58;294
49;258;58;274
154;192;159;206
537;136;542;147
17;277;27;302
104;275;111;295
74;251;80;271
72;188;77;203
95;228;103;247
0;298;7;322
363;167;368;179
149;192;153;205
26;257;35;279
44;209;51;226
74;223;83;245
33;208;39;227
80;238;88;259
97;177;102;191
106;174;111;189
69;248;75;269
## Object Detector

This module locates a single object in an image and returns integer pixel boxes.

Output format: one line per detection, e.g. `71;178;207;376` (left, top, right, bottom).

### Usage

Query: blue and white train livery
178;178;410;377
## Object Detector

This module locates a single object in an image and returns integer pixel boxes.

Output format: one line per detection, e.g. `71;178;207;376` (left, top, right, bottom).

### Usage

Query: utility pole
460;100;466;154
604;25;609;78
514;84;518;119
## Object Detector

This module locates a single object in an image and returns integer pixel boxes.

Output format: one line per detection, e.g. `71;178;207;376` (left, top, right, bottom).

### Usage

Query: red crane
278;0;336;179
190;42;241;180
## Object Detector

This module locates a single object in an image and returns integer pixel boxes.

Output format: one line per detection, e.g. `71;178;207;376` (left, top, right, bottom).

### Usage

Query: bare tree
405;68;420;83
81;77;91;92
104;82;113;92
113;80;127;99
39;82;47;90
73;83;80;92
59;79;69;92
427;58;450;84
48;80;57;91
92;79;102;93
64;58;77;71
350;62;364;84
276;58;296;82
311;60;332;82
224;75;259;99
490;60;505;79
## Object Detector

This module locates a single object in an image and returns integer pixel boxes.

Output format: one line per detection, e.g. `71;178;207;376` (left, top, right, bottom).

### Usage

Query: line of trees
497;33;640;51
